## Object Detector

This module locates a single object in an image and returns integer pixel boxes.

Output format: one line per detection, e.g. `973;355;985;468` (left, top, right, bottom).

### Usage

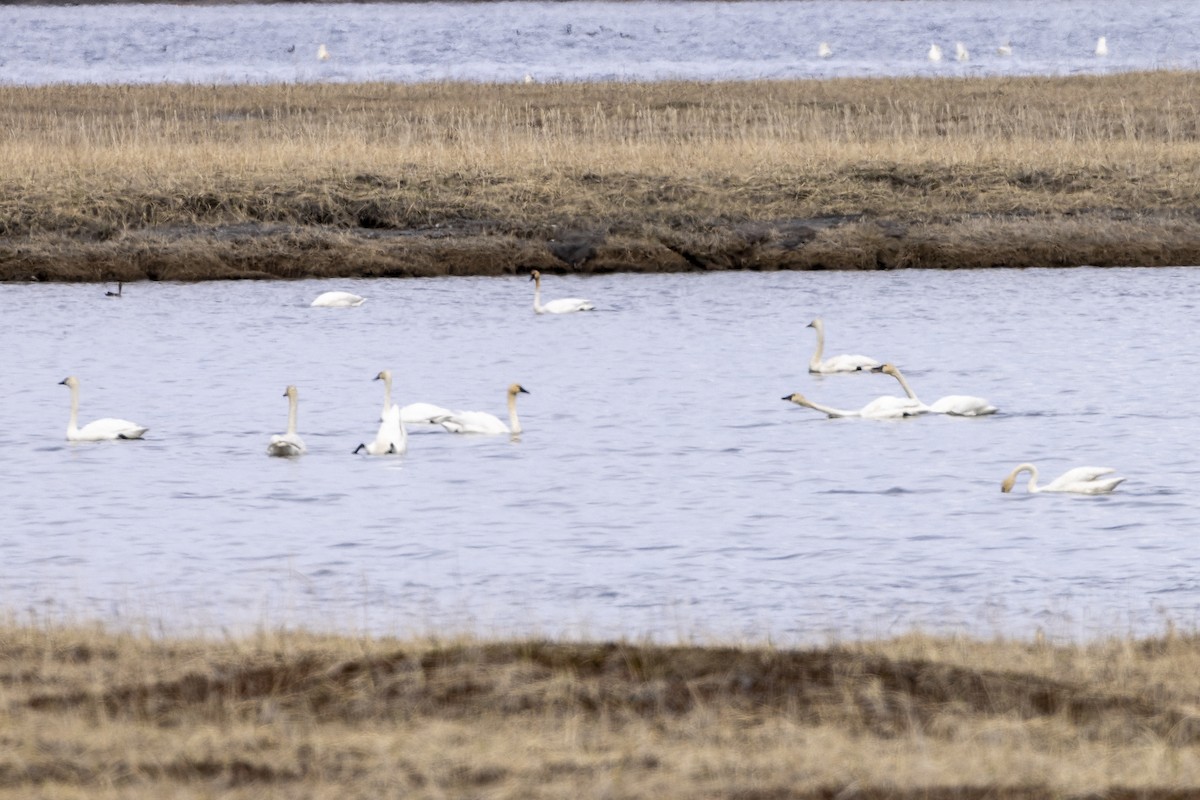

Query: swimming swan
355;403;407;455
955;42;969;61
311;291;365;308
105;282;123;297
267;385;306;457
997;41;1013;56
928;43;943;62
531;270;594;314
1095;36;1108;56
818;42;832;58
872;363;998;416
1001;464;1124;494
436;384;529;434
807;318;881;374
781;391;925;420
359;370;407;454
59;376;148;441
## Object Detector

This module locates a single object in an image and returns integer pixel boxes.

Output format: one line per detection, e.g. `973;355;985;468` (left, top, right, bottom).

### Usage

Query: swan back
311;291;365;308
817;41;832;58
356;403;406;455
928;43;943;61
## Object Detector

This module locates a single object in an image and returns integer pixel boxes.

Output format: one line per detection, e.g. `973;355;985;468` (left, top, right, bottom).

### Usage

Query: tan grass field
4;72;1200;281
3;622;1200;798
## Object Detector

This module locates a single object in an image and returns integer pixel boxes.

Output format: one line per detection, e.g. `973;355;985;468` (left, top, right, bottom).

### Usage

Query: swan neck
508;391;522;434
382;374;393;416
1023;464;1041;492
796;395;854;418
809;323;825;369
533;279;544;314
67;382;80;434
890;368;921;402
287;393;299;435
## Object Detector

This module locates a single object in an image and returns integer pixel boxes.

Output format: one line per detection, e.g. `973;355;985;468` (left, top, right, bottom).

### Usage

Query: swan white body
531;270;594;314
782;391;925;420
436;384;528;434
873;363;998;416
955;41;969;61
267;385;306;457
1001;464;1124;495
311;291;365;308
817;41;832;58
355;404;407;455
401;402;456;426
1095;36;1108;56
807;318;881;374
59;376;148;441
997;41;1013;56
317;43;330;61
928;43;943;61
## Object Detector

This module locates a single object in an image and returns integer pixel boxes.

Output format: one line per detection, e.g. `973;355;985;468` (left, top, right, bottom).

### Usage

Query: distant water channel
2;0;1199;85
3;268;1198;642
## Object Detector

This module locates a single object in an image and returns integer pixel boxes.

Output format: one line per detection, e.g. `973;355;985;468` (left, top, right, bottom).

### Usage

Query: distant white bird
872;363;998;416
806;318;881;374
1095;36;1108;56
928;43;943;62
60;376;148;442
523;72;536;84
105;282;123;297
435;384;529;435
955;41;969;61
997;41;1013;56
531;270;594;314
310;291;365;308
267;385;306;457
1001;464;1124;495
782;390;926;420
818;42;833;58
317;43;330;61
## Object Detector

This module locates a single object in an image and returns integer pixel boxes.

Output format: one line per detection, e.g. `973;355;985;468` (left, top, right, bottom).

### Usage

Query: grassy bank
4;72;1200;281
3;623;1200;798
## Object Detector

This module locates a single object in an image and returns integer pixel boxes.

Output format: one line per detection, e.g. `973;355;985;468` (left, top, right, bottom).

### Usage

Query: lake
3;267;1196;642
1;0;1199;85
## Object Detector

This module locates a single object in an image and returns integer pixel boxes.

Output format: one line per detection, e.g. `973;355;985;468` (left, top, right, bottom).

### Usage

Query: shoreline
5;74;1200;281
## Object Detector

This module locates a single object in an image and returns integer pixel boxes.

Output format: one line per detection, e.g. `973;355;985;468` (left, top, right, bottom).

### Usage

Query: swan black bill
353;444;366;454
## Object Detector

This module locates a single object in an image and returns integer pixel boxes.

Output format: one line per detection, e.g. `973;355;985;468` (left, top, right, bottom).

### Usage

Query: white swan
531;270;594;314
807;318;881;374
817;41;832;58
105;282;123;297
311;291;365;308
955;41;969;61
781;391;925;420
436;384;528;434
355;404;407;455
872;363;998;416
59;376;148;441
317;43;330;61
1001;464;1124;495
997;41;1013;56
1095;36;1108;56
928;43;943;62
267;385;306;457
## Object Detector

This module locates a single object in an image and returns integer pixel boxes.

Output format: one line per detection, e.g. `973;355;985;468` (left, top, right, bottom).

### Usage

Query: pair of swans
872;364;998;416
60;376;148;441
531;270;594;314
1002;464;1124;495
807;318;880;374
378;371;527;436
311;291;365;308
782;363;996;420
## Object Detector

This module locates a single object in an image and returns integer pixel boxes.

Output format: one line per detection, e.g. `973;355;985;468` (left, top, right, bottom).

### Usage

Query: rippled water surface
3;268;1198;641
2;0;1199;84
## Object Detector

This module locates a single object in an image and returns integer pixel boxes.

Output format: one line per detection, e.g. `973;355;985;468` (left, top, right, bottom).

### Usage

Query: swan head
283;385;298;399
59;376;79;389
1000;464;1033;493
529;270;542;283
782;392;807;404
871;363;900;376
508;383;530;397
806;318;822;330
374;370;391;383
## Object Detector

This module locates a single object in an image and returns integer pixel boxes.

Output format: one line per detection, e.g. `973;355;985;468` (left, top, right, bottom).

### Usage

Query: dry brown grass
3;622;1200;798
4;73;1200;280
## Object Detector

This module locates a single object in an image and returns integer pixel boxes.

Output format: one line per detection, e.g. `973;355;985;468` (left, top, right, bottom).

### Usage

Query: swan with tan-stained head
435;384;529;434
806;318;881;374
872;363;997;416
531;270;594;314
781;390;925;420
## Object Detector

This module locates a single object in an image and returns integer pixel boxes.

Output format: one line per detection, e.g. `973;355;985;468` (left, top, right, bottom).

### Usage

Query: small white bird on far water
1095;36;1108;56
818;42;832;58
523;72;535;84
928;43;943;62
997;40;1013;56
955;41;969;61
317;43;330;61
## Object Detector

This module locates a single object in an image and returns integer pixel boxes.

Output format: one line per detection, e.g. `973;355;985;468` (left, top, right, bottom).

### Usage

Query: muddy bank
6;211;1200;283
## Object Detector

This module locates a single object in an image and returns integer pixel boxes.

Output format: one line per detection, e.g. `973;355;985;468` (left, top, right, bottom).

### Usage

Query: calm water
1;0;1199;85
2;268;1197;642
